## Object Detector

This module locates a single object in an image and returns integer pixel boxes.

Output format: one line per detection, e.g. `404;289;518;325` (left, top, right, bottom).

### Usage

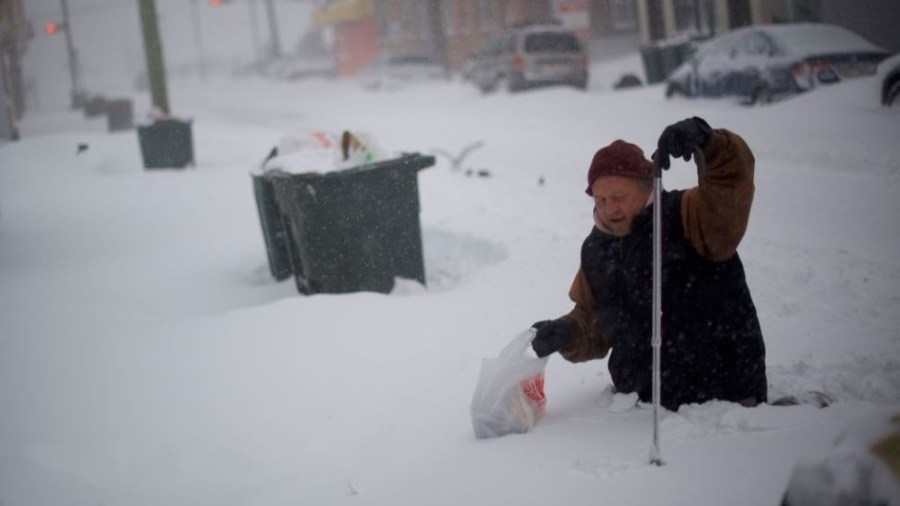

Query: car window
741;32;770;57
523;32;582;53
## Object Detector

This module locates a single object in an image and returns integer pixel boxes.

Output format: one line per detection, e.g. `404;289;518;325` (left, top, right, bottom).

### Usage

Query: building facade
312;0;897;77
0;0;29;140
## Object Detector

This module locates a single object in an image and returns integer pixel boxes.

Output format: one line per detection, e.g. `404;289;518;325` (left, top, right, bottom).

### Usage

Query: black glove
654;116;712;170
531;318;575;358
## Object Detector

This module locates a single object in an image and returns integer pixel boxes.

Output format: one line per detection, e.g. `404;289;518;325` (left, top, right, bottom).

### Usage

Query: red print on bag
520;373;546;415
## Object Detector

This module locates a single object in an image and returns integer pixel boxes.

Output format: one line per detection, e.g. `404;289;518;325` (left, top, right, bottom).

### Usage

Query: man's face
591;176;652;237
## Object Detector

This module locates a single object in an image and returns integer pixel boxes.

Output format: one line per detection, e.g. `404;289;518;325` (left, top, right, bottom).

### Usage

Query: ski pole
648;146;705;466
650;155;663;467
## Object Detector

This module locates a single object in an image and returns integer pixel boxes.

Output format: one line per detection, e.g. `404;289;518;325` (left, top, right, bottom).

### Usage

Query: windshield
524;32;583;53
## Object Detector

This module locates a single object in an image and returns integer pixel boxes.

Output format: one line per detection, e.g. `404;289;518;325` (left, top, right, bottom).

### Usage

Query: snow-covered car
665;23;890;105
263;57;336;81
357;53;446;91
466;23;589;94
878;53;900;106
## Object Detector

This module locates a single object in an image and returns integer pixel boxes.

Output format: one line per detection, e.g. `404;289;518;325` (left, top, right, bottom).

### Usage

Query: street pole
247;0;262;68
59;0;83;108
189;0;208;80
138;0;170;115
428;1;449;77
262;0;281;59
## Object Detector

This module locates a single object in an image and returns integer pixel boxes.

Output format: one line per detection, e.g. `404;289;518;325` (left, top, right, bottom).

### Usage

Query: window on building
611;0;637;31
442;0;455;35
674;0;700;33
477;0;494;33
418;1;434;42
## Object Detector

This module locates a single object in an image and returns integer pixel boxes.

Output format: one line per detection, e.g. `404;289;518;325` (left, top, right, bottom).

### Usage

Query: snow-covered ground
1;54;899;505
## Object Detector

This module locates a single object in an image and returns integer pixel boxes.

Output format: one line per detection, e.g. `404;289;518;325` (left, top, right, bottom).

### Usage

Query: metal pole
262;0;281;58
428;0;450;77
247;0;262;67
189;0;208;80
650;159;663;467
138;0;170;114
60;0;83;108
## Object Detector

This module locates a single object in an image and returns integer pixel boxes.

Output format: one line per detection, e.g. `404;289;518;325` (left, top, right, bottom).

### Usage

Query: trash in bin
137;114;194;169
105;99;134;132
251;131;432;294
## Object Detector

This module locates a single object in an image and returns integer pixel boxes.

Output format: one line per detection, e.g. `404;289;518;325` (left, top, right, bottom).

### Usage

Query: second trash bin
137;118;194;169
269;153;435;295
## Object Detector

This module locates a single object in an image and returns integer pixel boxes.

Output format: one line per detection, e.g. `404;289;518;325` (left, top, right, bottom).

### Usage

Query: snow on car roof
757;23;886;56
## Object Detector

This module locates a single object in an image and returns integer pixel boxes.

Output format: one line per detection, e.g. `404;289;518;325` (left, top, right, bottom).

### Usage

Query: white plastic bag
470;329;549;439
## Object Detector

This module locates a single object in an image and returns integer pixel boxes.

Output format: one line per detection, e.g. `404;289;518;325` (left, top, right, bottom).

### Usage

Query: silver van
466;24;589;93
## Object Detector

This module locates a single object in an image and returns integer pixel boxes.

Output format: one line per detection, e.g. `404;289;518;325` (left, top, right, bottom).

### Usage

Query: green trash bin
641;39;694;85
269;153;435;295
137;118;194;169
251;172;294;281
640;45;665;85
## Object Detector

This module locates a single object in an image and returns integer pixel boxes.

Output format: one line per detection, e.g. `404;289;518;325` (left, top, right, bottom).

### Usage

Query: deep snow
1;52;899;505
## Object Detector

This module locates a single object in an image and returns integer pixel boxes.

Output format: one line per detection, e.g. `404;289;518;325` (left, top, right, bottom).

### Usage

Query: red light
511;54;525;71
209;0;223;5
44;21;59;35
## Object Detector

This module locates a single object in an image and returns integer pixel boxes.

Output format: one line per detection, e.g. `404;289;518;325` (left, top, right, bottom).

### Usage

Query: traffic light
208;0;231;6
44;21;63;35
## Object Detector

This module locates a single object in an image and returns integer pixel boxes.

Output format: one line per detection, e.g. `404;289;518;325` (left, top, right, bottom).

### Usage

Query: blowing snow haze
2;1;900;505
23;0;314;111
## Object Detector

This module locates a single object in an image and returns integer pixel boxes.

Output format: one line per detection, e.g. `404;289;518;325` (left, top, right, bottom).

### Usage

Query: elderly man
532;117;767;410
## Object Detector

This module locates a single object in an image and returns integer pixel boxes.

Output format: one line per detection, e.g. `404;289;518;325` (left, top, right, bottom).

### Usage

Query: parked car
358;53;446;91
466;23;589;93
878;53;900;106
263;57;336;81
665;23;890;105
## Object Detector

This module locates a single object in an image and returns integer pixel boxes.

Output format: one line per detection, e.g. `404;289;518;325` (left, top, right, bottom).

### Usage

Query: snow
2;47;900;506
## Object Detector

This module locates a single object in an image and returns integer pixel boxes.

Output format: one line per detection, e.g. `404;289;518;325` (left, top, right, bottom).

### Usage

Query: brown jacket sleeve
558;268;612;363
681;129;756;261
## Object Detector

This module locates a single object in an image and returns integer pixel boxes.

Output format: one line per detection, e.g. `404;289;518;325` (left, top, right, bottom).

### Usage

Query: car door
732;31;772;98
695;35;735;97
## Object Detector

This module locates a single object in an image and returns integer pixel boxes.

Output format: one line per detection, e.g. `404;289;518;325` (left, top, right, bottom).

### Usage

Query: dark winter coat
559;129;767;410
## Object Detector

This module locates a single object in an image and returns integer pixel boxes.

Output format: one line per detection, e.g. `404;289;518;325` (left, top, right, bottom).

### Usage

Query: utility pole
247;0;262;67
262;0;281;59
428;1;449;77
189;0;208;80
59;0;84;108
138;0;170;114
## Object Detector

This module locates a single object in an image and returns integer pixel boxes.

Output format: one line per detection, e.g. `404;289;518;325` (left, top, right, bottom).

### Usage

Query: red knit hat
585;140;653;195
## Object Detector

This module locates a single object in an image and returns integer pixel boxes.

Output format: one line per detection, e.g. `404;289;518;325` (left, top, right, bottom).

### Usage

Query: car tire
665;83;685;99
751;85;773;106
506;73;526;93
478;75;499;94
883;73;900;106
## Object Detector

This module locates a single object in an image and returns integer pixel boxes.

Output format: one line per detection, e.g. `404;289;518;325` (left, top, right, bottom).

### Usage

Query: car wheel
883;74;900;106
478;75;499;94
506;73;526;93
665;83;685;99
751;86;773;106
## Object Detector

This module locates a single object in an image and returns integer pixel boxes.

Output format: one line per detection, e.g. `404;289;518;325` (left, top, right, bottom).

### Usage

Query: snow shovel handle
650;159;664;466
